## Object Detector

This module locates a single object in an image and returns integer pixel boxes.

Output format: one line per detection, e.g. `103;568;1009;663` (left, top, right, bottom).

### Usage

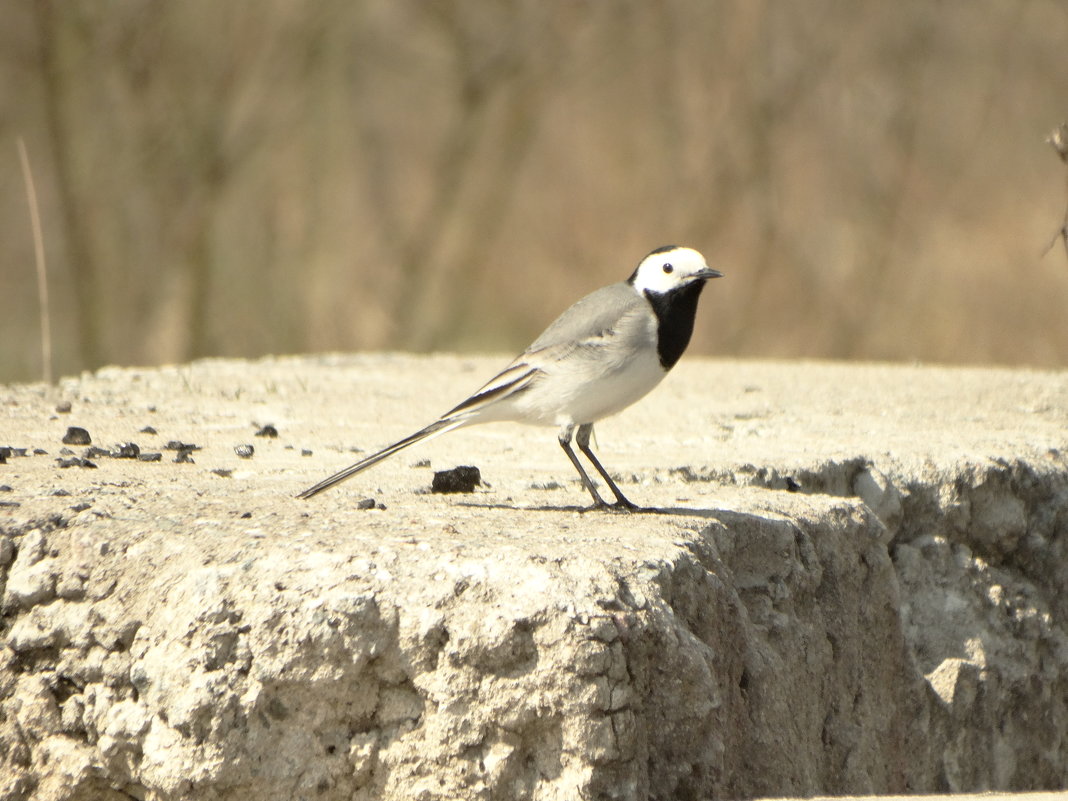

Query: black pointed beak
694;267;724;281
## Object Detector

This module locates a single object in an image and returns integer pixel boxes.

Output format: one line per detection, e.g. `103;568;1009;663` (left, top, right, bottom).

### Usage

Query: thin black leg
558;424;609;508
575;423;642;512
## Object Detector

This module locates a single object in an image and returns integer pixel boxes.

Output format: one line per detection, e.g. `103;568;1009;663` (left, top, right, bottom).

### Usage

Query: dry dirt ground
1;354;1067;800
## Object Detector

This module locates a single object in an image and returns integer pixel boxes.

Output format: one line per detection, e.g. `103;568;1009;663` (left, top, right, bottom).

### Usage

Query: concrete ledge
1;355;1066;800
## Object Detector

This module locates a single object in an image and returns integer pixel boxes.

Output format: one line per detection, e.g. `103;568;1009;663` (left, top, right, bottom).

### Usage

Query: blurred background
2;0;1068;383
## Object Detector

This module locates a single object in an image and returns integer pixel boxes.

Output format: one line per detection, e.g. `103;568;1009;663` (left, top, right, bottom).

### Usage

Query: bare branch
1046;123;1068;260
1048;123;1068;164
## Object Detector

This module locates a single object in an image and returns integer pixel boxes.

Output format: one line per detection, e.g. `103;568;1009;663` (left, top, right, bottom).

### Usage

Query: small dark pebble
431;465;482;494
165;440;200;451
137;452;163;462
59;447;74;455
115;442;140;458
85;446;112;459
254;424;278;438
57;457;96;469
174;449;196;464
240;511;252;519
52;488;71;496
235;444;255;459
0;485;11;492
62;427;92;445
785;476;802;492
0;447;9;464
212;468;233;478
33;448;47;455
140;426;158;435
0;501;20;508
412;458;432;468
301;449;312;457
355;497;378;510
55;401;72;413
70;502;92;513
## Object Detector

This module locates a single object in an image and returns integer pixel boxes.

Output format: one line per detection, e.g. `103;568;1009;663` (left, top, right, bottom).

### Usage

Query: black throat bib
645;281;706;369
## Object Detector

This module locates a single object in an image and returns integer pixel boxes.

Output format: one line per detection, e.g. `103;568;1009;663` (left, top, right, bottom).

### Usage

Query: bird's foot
583;497;649;514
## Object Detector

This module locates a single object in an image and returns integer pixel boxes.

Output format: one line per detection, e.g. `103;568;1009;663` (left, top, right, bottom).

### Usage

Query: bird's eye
662;263;674;274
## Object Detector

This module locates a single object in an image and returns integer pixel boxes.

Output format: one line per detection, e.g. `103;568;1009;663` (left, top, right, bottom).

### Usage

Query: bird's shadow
456;500;725;519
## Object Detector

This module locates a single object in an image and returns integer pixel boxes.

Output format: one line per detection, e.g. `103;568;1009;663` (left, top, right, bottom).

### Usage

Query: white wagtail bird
299;245;722;511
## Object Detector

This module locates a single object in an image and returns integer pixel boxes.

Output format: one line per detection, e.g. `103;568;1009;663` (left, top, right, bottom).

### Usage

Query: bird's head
628;245;723;295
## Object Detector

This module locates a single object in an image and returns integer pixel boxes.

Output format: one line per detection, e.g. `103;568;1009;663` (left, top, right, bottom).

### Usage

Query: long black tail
297;417;467;499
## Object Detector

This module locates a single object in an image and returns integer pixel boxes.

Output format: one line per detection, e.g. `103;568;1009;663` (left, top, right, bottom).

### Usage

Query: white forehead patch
630;247;711;294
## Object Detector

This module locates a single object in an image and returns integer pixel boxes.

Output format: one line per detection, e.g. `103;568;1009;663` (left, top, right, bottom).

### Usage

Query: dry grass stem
17;136;52;385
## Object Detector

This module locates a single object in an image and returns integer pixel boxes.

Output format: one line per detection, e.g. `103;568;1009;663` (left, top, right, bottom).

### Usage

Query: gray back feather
525;282;644;353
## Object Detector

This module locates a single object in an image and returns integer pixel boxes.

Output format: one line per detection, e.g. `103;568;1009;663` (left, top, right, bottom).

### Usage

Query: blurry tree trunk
716;2;814;353
390;83;493;349
831;27;930;358
186;187;218;360
391;2;558;351
33;0;102;369
179;135;239;360
436;73;546;342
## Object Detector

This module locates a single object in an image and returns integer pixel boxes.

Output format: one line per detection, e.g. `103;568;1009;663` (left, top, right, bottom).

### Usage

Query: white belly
496;341;667;427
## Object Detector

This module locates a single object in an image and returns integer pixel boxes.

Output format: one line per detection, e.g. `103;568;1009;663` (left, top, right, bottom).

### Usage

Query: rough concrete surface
1;354;1066;801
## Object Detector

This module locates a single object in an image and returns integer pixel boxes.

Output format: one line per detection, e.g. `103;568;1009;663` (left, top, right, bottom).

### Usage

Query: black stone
116;443;140;459
165;440;200;451
56;457;96;469
62;427;92;446
431;466;482;494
